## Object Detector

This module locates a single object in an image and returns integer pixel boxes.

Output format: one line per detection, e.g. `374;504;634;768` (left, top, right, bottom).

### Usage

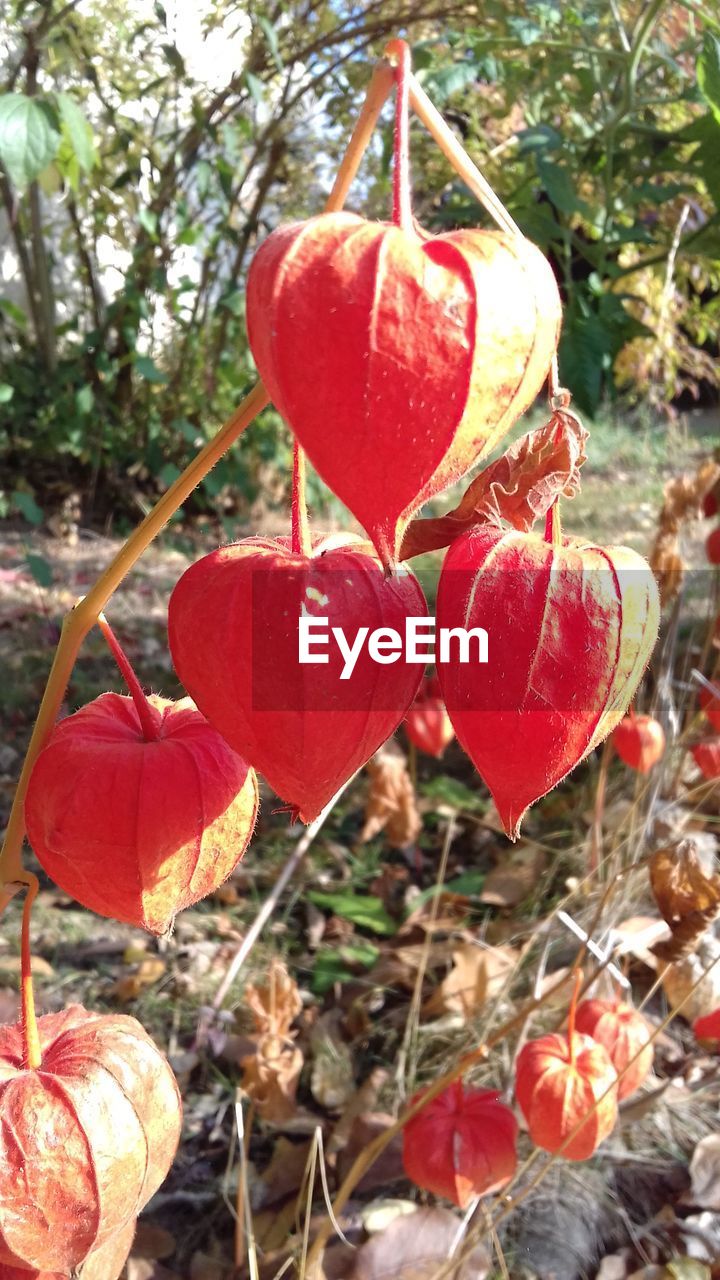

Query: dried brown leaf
361;742;421;849
240;1033;303;1123
351;1206;490;1280
400;409;588;559
480;845;546;907
650;840;720;962
245;960;302;1039
423;943;517;1019
689;1135;720;1210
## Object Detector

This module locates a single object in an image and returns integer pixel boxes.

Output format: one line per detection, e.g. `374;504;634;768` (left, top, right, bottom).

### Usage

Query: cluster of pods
3;42;666;1278
404;988;654;1207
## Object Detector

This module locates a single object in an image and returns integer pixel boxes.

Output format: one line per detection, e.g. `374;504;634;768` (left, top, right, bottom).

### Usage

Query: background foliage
0;0;719;525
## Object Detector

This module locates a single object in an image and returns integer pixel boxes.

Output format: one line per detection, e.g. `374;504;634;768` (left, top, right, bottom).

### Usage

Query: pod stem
385;38;413;233
97;614;160;741
567;968;582;1066
291;438;311;557
21;875;41;1070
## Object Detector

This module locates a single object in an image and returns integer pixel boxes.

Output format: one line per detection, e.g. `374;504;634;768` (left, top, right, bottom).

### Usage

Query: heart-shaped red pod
693;1008;720;1042
612;713;665;774
0;1006;180;1275
574;998;653;1099
699;686;720;731
436;524;660;838
515;1030;618;1161
692;739;720;778
168;533;427;822
25;693;258;934
403;1081;517;1207
707;528;720;564
404;674;454;758
246;213;561;566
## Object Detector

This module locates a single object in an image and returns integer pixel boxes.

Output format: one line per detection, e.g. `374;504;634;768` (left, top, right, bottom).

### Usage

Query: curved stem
291;439;311;557
21;874;41;1070
97;614;160;740
566;968;582;1066
385;39;413;233
0;63;395;902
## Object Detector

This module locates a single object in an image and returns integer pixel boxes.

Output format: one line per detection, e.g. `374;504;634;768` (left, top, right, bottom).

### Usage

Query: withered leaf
650;841;720;962
400;409;587;559
480;845;546;907
689;1134;720;1210
240;1033;303;1123
245;960;302;1039
351;1206;490;1280
423;943;517;1019
361;741;421;849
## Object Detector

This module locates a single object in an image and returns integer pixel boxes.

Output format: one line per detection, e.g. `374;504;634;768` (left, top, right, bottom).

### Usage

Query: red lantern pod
0;1216;136;1279
515;1030;618;1161
25;691;258;934
612;713;665;774
168;533;427;823
403;1081;518;1207
693;1008;720;1042
699;686;720;731
245;45;561;568
692;740;720;779
436;524;659;838
706;528;720;565
703;491;718;519
574;998;653;1100
405;675;455;758
0;1006;180;1275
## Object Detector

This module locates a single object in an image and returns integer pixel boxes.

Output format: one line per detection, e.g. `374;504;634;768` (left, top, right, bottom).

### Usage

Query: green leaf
0;383;14;404
57;93;95;172
698;33;720;125
420;775;486;812
0;94;60;190
133;354;167;384
307;891;396;936
536;155;591;217
25;553;53;588
424;61;477;100
162;43;186;76
138;207;158;238
245;72;264;104
12;489;43;525
668;1261;711;1280
258;16;283;71
75;385;94;415
515;124;562;154
311;942;378;995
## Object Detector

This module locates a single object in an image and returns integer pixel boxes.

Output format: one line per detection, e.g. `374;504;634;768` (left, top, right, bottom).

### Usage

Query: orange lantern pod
405;675;455;758
515;974;619;1160
25;619;258;935
612;712;665;774
574;997;653;1099
403;1081;517;1207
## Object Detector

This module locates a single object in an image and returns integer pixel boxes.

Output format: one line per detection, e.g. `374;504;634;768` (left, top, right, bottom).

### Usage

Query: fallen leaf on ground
245;960;302;1038
480;845;546;907
423;944;518;1019
689;1134;720;1210
351;1205;490;1279
131;1223;176;1260
110;956;166;1002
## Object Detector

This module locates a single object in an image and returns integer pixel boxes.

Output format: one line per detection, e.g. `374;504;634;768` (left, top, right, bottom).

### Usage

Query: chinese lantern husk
25;692;258;935
246;214;561;566
0;1006;180;1273
168;533;427;822
612;714;665;773
574;998;653;1100
515;1031;618;1161
402;1081;518;1208
436;526;660;838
